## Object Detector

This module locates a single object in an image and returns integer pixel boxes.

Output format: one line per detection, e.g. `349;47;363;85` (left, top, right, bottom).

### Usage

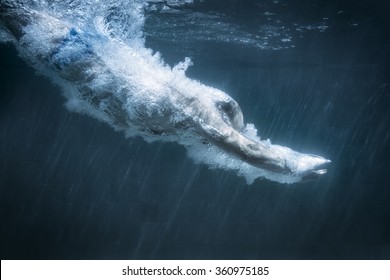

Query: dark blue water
1;0;390;259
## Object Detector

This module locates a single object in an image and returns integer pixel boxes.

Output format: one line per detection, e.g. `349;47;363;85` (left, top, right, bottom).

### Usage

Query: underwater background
1;0;390;259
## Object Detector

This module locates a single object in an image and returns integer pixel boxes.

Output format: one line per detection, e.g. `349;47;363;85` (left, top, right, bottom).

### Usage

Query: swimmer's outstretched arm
197;122;287;171
197;118;330;177
219;129;288;172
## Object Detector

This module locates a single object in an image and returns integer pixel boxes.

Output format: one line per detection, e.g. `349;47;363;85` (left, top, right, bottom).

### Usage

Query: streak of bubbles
144;0;336;50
